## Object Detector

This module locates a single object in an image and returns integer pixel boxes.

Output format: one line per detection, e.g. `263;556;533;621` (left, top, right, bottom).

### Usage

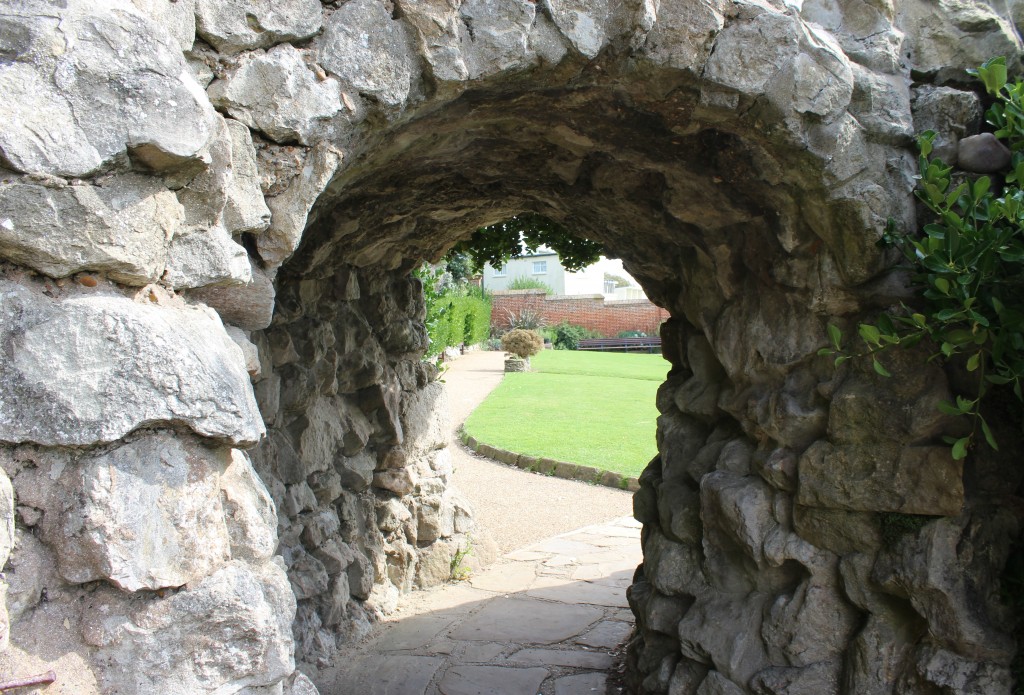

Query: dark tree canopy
449;213;604;272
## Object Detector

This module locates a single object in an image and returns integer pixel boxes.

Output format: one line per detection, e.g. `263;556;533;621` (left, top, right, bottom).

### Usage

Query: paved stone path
314;350;642;693
316;516;641;694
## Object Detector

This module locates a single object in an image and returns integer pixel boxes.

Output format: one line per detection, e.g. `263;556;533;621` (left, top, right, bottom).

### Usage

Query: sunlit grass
464;351;667;478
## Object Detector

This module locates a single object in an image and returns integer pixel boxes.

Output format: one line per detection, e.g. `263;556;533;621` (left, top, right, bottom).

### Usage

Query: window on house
493;265;507;277
532;260;547;274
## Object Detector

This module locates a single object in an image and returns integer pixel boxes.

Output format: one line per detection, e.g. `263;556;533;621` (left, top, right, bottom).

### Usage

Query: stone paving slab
314;516;642;695
449;596;605;643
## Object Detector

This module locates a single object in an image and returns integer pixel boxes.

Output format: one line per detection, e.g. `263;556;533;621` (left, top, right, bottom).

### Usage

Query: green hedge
426;290;492;357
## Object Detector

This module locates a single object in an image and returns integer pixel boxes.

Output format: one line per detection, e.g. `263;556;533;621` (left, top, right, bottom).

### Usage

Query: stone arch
0;0;1020;693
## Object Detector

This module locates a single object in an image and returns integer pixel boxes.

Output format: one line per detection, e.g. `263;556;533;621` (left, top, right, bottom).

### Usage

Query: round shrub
501;329;544;359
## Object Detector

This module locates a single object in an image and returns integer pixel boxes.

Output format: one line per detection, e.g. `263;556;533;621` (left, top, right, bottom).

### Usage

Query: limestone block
176;115;234;230
530;12;571;67
415;539;455;588
317;0;417;109
848;64;913;144
897;0;1022;84
677;594;771;686
459;0;537;79
86;560;295;694
656;481;701;545
226;326;263;379
696;671;745;695
130;0;197;52
872;516;1015;661
797;441;963;515
416;494;455;543
4;530;61;624
224;120;273;235
801;0;903;73
845;614;918;695
0;0;217;177
900;644;1012;694
187;259;277;331
639;0;725;70
44;432;231;591
761;579;858;667
300;509;341;550
0;278;264;447
400;382;449;457
283;482;318;518
911;85;983;166
0;175;182;285
642;528;708;597
701;471;776;567
657;412;709;485
0;467;14;571
208;45;343;146
749;661;841;695
397;0;470;82
545;0;619;58
337;450;375;492
312;539;356;576
262;142;342;266
289;549;330;601
781;24;855;117
164;224;252;290
222;449;279;563
704;9;800;96
196;0;322;54
792;505;881;555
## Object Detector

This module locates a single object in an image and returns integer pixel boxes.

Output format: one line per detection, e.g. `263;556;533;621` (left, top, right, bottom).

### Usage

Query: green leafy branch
820;57;1024;460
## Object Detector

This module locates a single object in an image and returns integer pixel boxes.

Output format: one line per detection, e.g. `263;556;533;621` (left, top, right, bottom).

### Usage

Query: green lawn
463;350;668;477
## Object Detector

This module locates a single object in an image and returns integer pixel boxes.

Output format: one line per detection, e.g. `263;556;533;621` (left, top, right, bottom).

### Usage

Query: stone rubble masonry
0;1;1020;694
490;289;671;337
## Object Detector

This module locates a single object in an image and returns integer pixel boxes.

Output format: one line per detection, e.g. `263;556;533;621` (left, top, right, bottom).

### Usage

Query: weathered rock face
0;1;1021;694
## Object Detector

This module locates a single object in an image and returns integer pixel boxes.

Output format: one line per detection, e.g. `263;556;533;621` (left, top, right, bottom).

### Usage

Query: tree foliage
449;213;604;272
821;56;1024;459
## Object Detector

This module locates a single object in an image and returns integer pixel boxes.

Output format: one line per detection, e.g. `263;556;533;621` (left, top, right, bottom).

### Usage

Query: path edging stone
458;429;641;493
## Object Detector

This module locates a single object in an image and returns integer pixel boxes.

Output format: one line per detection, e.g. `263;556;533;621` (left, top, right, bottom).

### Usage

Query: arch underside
0;0;1019;693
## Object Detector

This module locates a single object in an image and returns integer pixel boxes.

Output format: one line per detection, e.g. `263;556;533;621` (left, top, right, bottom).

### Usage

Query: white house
482;253;644;298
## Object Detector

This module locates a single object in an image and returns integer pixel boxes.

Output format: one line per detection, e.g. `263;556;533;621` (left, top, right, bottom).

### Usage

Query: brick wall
491;290;670;337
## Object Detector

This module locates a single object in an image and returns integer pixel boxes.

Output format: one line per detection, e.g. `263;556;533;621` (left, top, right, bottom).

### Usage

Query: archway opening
251;66;890;688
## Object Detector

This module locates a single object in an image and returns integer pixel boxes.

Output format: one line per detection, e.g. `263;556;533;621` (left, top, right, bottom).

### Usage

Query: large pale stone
164;224;252;290
898;0;1023;83
224;120;273;235
459;0;537;79
797;441;963;515
46;432;232;591
221;449;279;563
317;0;417;109
0;0;217;177
0;278;264;447
641;0;726;72
208;45;343;145
262;142;342;266
130;0;197;52
196;0;322;54
86;561;295;694
0;176;183;285
187;259;277;331
397;0;470;82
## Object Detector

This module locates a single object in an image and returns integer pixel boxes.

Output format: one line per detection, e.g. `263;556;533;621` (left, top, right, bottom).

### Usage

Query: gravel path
443;350;635;554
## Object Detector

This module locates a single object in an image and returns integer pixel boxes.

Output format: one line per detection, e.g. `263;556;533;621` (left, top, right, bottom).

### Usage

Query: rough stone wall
0;0;1022;694
249;263;479;668
490;289;671;337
